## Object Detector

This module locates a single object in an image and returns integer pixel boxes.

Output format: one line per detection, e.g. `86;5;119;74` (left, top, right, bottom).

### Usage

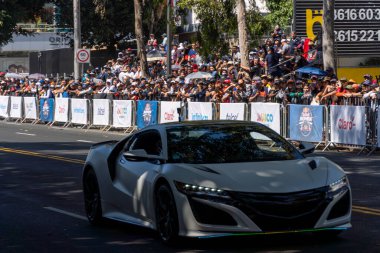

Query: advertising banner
250;103;281;134
39;98;54;122
54;98;69;123
160;101;181;123
330;105;366;145
92;99;110;126
136;101;158;129
187;102;213;121
219;103;246;120
23;97;37;120
112;100;133;128
0;96;9;118
71;99;88;125
10;96;22;118
289;105;324;142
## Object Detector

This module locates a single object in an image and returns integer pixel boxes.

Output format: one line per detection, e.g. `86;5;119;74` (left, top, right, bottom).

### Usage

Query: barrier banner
54;98;69;123
378;110;380;148
39;98;54;122
136;100;158;128
10;96;22;118
71;98;88;125
160;101;181;123
250;103;281;134
0;96;9;118
92;99;110;126
23;97;37;120
113;100;133;128
219;103;245;120
330;105;366;145
187;102;213;121
289;105;324;142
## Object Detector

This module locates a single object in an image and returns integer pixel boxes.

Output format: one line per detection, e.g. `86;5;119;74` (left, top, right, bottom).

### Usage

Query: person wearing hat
40;83;54;99
265;46;282;78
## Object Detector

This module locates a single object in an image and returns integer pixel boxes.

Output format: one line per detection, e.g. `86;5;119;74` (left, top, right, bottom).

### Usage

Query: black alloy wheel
155;183;179;244
83;169;103;225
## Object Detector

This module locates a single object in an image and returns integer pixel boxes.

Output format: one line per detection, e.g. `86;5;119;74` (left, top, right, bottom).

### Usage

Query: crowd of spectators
1;25;379;106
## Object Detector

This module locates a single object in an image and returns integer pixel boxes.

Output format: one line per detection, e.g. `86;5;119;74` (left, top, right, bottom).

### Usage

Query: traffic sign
76;49;91;63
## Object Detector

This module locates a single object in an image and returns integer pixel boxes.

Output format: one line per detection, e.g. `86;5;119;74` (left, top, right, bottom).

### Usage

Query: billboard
294;0;380;56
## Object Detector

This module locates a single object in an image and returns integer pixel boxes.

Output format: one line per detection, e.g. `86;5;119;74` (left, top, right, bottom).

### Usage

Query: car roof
143;120;263;131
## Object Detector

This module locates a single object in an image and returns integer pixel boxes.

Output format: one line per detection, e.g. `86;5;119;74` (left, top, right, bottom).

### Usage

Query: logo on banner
116;106;128;119
164;109;176;121
298;107;313;137
25;103;34;113
42;100;49;118
191;113;208;120
143;103;152;126
74;108;85;114
59;106;66;114
256;113;273;123
226;113;239;120
12;104;19;110
0;104;6;110
97;107;105;116
338;116;356;130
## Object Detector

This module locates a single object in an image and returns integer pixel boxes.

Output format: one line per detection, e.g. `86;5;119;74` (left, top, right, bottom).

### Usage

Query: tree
0;0;46;46
236;0;249;68
134;0;148;77
265;0;293;29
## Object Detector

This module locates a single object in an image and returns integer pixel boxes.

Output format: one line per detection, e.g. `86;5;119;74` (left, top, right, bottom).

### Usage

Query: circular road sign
76;49;90;63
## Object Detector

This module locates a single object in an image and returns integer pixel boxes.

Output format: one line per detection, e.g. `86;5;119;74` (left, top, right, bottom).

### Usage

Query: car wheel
83;169;103;225
155;183;179;244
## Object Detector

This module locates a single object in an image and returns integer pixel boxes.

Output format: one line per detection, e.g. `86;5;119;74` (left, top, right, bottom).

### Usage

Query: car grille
228;186;331;231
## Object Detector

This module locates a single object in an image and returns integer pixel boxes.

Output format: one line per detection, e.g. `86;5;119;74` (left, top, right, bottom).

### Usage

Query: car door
114;129;163;221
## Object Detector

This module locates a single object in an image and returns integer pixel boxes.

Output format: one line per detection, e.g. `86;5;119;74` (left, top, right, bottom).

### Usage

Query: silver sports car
82;121;351;243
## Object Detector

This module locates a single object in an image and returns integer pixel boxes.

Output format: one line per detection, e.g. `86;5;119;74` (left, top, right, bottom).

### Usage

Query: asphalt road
0;121;380;253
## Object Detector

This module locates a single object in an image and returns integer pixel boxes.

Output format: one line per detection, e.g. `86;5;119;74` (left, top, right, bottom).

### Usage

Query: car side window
129;130;162;156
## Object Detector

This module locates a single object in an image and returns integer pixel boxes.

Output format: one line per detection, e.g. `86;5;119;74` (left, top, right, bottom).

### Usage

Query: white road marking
76;140;96;143
16;132;36;136
43;206;87;221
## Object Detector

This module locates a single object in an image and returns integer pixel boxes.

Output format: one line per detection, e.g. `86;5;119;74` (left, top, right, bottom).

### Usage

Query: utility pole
236;0;249;69
73;0;81;80
322;0;335;72
134;0;148;78
166;0;172;77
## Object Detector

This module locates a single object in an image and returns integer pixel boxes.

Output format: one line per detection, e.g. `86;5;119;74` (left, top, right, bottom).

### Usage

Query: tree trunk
236;0;250;69
322;0;335;72
134;0;148;78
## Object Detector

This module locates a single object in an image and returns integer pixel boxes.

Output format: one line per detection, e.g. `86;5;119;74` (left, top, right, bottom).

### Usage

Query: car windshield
166;124;303;164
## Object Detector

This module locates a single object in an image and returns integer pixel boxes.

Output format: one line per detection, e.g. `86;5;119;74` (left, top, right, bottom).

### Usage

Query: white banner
250;102;281;134
92;99;110;126
71;99;88;125
23;97;37;120
378;110;380;148
10;96;22;118
0;96;9;118
160;101;181;123
330;105;366;145
54;98;69;123
112;100;133;128
219;103;246;120
187;102;213;121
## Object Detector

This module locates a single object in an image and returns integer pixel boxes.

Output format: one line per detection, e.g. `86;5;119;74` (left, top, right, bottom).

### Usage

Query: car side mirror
299;142;315;155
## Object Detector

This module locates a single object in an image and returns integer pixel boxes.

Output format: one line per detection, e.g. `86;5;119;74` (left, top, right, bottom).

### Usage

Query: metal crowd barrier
0;95;379;155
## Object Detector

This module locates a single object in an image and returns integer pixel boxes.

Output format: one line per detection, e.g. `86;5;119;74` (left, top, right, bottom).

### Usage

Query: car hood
173;157;333;193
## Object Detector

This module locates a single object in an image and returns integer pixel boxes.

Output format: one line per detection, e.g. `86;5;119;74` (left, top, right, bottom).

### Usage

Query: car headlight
174;181;231;201
328;176;349;198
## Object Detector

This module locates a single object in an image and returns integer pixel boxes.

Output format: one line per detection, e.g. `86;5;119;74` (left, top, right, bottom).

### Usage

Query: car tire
83;169;103;225
155;183;179;244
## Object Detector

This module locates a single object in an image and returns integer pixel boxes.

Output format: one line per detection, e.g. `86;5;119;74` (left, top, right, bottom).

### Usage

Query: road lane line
44;207;87;221
77;140;95;143
0;147;85;165
352;205;380;213
16;132;36;136
352;208;380;217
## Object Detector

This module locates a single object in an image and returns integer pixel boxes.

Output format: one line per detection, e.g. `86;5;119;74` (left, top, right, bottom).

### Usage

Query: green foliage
265;0;293;28
0;0;46;46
